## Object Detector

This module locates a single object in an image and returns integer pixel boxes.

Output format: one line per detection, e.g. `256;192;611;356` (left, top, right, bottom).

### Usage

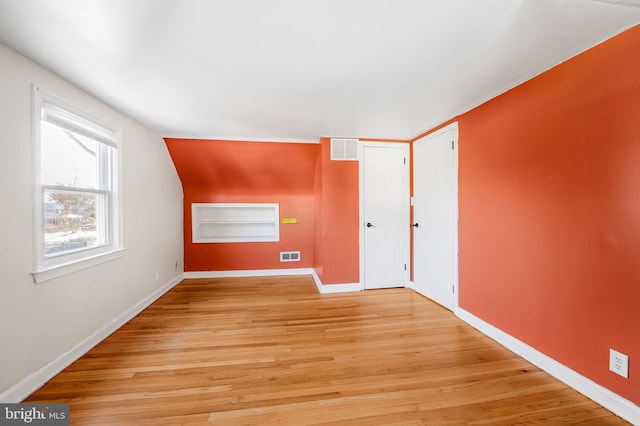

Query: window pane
41;121;99;189
44;190;106;257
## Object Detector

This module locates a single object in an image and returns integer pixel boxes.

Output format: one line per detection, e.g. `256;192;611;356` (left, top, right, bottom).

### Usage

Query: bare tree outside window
40;120;108;256
44;191;98;254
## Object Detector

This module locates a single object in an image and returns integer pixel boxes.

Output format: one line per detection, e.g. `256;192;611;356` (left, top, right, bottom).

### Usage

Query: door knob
412;223;419;228
366;222;374;228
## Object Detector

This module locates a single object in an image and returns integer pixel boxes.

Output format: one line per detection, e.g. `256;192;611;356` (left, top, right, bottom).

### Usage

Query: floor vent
330;138;358;161
280;251;301;262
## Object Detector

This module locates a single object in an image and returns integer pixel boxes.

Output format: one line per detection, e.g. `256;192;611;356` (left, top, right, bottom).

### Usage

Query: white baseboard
184;269;363;294
183;268;315;279
311;270;362;294
455;307;640;425
0;273;184;403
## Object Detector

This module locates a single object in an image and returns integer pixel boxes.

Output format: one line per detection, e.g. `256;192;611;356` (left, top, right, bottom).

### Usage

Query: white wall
0;43;184;400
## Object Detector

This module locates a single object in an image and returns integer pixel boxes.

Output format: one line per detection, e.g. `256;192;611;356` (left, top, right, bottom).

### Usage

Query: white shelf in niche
192;203;280;243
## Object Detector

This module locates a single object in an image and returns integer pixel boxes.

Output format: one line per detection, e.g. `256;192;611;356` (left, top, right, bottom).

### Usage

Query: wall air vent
330;138;359;161
280;251;301;262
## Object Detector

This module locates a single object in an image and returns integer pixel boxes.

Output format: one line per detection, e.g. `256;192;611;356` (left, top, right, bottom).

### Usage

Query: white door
413;124;458;309
360;142;410;289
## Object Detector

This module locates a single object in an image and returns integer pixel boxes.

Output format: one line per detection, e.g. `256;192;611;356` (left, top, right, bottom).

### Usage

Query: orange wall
165;138;360;284
314;138;360;284
457;25;640;403
165;139;318;271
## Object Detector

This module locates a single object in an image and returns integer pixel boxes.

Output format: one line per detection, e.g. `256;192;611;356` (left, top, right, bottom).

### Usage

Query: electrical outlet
155;270;159;281
609;349;629;378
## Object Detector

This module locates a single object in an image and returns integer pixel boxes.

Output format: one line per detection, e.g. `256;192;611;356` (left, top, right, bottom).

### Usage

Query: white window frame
32;86;124;283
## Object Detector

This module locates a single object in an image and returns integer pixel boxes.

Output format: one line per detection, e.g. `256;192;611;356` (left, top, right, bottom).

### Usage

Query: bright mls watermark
1;404;69;425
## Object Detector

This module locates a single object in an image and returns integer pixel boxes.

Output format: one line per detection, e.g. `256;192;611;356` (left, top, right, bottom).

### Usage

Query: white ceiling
1;0;639;142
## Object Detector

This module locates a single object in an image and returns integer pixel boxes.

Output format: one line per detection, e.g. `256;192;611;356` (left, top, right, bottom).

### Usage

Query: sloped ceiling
166;138;320;194
0;0;639;142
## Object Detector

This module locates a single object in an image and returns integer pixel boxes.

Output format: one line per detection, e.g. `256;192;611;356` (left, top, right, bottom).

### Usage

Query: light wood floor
25;276;628;425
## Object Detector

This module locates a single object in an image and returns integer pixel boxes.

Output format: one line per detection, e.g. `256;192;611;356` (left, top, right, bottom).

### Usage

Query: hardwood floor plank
24;275;629;425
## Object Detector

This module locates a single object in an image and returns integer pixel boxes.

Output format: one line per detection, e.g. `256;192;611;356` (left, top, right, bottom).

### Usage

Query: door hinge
451;140;455;150
403;157;406;165
404;264;407;271
452;285;455;293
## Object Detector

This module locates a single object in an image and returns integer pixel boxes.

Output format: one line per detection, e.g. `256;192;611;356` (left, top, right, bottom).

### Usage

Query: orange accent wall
314;137;360;284
457;25;640;403
165;138;360;284
165;139;319;271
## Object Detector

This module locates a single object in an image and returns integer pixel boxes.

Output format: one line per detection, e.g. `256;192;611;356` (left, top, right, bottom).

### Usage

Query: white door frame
412;122;459;310
358;141;411;290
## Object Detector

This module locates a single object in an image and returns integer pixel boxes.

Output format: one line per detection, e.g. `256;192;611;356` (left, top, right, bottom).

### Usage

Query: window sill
32;248;126;284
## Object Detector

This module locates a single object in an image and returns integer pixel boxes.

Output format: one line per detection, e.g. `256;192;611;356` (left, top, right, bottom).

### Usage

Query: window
32;86;123;283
